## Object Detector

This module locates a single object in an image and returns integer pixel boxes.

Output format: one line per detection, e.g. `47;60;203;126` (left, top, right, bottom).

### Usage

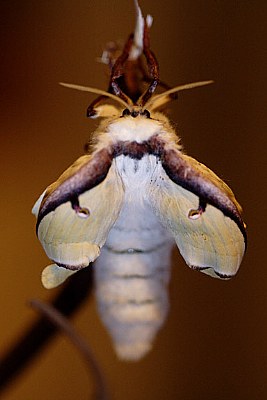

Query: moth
32;2;246;361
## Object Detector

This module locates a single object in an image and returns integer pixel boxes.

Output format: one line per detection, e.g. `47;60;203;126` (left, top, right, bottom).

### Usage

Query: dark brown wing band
37;148;113;228
158;147;247;245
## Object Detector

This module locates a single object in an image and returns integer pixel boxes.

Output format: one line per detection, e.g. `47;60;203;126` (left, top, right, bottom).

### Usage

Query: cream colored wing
145;158;246;279
33;150;124;287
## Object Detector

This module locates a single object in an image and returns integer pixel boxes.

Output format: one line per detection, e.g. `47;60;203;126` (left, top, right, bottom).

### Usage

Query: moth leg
138;22;159;106
110;34;134;103
87;35;134;116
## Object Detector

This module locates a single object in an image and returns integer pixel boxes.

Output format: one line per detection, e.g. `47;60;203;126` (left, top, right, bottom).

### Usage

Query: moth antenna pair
59;80;214;116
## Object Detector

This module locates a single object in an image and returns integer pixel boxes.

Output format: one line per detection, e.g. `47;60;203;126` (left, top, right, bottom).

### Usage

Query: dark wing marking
37;148;113;227
158;146;246;244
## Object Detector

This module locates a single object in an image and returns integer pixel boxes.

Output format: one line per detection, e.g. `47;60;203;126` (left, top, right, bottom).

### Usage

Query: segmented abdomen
94;241;173;360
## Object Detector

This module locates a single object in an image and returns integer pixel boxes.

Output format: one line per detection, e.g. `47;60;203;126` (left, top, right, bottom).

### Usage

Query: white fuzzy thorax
92;111;182;153
108;117;161;143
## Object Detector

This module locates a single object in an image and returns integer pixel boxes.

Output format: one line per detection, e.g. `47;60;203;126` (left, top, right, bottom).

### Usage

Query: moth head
121;107;151;119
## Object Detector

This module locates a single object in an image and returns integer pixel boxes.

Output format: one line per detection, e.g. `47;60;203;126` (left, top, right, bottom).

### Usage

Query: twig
30;299;109;400
0;267;93;393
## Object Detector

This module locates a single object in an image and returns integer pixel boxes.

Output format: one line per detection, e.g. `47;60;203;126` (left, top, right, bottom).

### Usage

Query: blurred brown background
0;1;266;399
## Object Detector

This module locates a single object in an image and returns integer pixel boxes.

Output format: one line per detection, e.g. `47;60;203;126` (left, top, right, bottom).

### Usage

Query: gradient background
0;1;266;399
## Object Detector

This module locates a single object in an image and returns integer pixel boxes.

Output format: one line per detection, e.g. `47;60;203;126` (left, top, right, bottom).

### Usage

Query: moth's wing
33;149;124;287
146;150;246;278
40;264;77;289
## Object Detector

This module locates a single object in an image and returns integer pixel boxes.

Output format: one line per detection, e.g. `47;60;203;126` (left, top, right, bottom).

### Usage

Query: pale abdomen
94;237;173;360
94;155;174;360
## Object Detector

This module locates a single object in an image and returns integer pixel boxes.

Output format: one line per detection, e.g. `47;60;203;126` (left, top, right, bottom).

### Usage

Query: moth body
33;1;246;360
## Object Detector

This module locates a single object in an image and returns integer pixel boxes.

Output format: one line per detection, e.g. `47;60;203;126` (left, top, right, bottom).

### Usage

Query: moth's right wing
33;149;124;288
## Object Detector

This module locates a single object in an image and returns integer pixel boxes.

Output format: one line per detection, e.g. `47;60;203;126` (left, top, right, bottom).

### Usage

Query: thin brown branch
30;299;110;400
0;266;93;394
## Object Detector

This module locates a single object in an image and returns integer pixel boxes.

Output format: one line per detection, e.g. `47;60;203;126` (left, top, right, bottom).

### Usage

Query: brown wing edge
37;148;114;230
159;146;247;247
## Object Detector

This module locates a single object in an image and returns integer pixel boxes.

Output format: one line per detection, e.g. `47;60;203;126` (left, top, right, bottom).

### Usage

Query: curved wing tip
191;265;237;280
32;189;47;217
41;264;78;289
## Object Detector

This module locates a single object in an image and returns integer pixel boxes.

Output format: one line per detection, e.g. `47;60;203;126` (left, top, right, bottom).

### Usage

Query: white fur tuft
108;117;161;143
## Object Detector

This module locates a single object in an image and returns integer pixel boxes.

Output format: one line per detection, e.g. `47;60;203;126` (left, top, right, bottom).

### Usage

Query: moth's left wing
33;149;124;287
146;147;246;278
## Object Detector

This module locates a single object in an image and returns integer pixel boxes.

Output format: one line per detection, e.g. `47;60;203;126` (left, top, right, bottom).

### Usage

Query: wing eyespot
141;109;151;118
188;209;202;220
122;108;131;117
70;196;90;218
77;207;90;218
188;199;207;220
73;205;90;219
